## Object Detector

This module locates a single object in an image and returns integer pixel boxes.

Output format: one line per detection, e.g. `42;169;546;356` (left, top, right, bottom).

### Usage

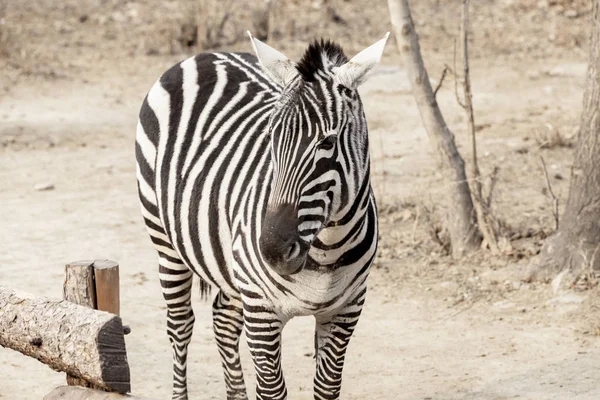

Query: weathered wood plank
0;286;130;393
93;260;120;316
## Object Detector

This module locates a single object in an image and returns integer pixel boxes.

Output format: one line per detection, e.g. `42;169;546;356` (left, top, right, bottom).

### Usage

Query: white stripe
167;57;199;256
136;120;156;167
140;203;162;226
182;63;228;174
298;207;323;217
147;226;170;243
136;164;157;206
147;79;171;231
299;220;321;232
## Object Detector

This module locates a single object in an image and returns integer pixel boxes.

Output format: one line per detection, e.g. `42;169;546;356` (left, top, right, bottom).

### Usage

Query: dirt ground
1;0;600;399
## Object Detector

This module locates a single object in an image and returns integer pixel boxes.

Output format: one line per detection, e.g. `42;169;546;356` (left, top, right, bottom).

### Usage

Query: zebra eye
318;135;337;150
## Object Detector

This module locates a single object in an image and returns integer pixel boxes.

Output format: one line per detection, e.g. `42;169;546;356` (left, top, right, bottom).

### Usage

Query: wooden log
64;260;126;387
64;261;98;387
0;286;131;393
44;386;153;400
93;260;120;316
64;261;96;308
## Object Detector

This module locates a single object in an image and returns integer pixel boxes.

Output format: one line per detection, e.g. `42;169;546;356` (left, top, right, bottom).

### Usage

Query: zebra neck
308;175;373;267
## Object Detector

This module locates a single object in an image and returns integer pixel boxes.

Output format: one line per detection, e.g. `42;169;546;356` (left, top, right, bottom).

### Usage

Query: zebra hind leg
160;257;195;400
213;291;248;399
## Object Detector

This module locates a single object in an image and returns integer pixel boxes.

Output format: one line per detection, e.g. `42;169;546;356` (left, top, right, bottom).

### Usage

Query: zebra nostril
285;242;301;261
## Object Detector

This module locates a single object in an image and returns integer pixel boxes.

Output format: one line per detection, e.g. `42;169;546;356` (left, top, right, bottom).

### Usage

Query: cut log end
0;286;130;393
98;316;131;393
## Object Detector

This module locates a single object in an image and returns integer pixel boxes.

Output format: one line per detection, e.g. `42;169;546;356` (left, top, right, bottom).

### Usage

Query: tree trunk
0;286;130;393
537;0;600;278
387;0;482;257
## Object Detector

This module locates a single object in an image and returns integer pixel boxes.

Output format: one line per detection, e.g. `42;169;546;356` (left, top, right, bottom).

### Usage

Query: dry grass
0;2;9;57
534;123;574;149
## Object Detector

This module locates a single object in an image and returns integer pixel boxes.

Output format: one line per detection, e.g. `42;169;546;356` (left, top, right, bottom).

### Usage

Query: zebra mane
296;39;348;82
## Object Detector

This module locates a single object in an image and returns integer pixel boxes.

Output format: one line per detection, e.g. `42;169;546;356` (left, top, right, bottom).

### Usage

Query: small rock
440;281;459;291
564;10;578;18
548;293;585;305
515;147;529;154
537;0;549;9
400;209;412;222
34;183;55;191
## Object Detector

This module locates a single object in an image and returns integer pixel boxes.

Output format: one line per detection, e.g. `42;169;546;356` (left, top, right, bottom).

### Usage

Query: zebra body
136;33;388;400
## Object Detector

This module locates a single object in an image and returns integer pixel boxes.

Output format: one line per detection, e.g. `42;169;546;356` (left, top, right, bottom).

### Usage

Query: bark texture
64;261;98;388
387;0;482;257
538;1;600;276
44;386;153;400
0;286;130;393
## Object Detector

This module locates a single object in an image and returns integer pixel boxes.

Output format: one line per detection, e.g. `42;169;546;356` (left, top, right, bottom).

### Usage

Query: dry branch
433;66;449;97
457;0;499;253
485;166;500;209
0;286;130;393
387;0;481;257
540;156;559;230
44;386;153;400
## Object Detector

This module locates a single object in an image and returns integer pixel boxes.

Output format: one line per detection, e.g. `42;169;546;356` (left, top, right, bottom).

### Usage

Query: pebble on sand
34;183;55;191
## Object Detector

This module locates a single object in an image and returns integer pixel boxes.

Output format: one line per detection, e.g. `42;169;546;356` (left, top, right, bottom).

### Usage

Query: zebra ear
247;31;298;87
333;32;390;88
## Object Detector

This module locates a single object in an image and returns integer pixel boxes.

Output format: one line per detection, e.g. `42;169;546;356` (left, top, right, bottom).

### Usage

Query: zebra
135;31;389;400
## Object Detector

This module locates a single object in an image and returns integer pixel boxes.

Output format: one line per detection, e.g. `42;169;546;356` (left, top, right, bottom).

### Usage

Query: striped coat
136;33;389;400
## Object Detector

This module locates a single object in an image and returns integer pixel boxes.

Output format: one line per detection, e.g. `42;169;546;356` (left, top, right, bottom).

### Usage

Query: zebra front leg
313;290;366;400
160;258;195;400
213;291;248;399
243;306;287;400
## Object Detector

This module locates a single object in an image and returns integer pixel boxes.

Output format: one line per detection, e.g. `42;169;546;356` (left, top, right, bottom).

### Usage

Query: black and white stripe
136;34;388;400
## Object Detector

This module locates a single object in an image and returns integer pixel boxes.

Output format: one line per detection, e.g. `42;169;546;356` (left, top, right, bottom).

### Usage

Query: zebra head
249;33;389;275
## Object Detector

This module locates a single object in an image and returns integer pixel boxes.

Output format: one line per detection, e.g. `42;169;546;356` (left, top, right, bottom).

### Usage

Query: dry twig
540;156;559;230
453;39;466;108
456;0;499;253
433;66;449;97
411;206;421;243
485;166;500;209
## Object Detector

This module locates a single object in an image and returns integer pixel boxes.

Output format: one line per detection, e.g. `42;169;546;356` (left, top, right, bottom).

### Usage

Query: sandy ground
2;0;600;399
2;57;600;399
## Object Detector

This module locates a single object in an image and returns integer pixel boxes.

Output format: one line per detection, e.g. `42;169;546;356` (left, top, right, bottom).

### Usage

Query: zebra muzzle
259;204;309;275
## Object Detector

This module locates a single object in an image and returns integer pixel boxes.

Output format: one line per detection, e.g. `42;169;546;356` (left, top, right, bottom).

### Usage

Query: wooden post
94;260;120;316
64;261;96;308
64;261;97;388
64;260;123;389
